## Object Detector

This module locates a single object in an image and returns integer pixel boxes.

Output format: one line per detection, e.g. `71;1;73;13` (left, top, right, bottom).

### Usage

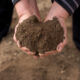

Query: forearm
12;0;41;21
55;0;80;15
12;0;80;15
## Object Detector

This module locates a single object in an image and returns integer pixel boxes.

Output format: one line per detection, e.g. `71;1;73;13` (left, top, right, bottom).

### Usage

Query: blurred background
0;0;80;80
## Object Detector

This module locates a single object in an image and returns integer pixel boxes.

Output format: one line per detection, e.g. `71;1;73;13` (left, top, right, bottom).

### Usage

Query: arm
55;0;80;15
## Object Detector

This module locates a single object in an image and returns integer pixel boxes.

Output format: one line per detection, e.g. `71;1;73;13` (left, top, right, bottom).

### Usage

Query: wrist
52;1;69;20
15;0;32;19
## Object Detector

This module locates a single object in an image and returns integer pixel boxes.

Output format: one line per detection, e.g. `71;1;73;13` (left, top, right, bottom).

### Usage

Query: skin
14;0;69;58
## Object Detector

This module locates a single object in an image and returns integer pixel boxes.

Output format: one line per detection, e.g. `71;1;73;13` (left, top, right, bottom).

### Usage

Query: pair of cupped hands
14;0;69;58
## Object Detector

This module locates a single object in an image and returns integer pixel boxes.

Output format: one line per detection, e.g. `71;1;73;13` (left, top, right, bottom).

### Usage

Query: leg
0;0;13;41
73;6;80;50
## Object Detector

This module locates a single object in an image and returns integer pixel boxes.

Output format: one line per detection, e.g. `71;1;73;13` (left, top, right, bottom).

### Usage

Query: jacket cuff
55;0;79;15
12;0;20;5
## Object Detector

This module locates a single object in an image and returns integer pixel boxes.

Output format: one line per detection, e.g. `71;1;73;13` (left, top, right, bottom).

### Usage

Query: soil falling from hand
16;16;64;54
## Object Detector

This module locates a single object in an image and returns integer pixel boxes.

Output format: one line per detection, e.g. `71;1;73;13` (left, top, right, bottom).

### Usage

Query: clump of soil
16;16;64;54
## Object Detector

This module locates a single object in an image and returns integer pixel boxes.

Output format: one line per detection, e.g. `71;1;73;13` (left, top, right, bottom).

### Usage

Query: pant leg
0;0;13;41
73;6;80;49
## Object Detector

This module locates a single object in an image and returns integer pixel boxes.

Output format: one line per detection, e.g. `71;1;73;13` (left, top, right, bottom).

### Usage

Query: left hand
39;1;69;57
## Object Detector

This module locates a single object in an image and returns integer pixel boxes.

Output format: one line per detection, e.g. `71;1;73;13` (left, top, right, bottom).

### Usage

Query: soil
0;0;80;80
16;16;64;54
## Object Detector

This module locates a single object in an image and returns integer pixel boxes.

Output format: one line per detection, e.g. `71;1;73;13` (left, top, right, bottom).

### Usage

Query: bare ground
0;0;80;80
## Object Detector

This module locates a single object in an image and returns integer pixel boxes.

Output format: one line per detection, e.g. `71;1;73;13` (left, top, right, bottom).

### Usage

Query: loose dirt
16;16;64;54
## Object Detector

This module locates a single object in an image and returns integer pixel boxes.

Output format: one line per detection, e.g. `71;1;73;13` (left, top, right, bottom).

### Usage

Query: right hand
13;0;41;56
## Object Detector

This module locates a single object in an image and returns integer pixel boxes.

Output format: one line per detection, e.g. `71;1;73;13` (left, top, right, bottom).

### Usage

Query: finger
39;50;58;57
15;23;20;33
13;23;19;42
56;34;67;53
21;48;35;55
21;47;35;55
44;50;58;56
13;34;17;42
15;39;35;55
44;17;53;23
57;43;63;52
21;47;30;52
19;14;32;23
44;18;47;23
16;40;21;48
57;38;67;52
61;40;67;48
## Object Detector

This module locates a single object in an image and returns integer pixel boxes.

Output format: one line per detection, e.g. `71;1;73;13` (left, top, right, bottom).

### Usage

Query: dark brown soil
16;16;64;54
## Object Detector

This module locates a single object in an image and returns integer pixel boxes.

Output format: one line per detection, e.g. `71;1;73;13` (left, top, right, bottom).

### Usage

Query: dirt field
0;0;80;80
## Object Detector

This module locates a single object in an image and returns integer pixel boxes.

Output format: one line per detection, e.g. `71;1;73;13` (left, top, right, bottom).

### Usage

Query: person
0;0;80;58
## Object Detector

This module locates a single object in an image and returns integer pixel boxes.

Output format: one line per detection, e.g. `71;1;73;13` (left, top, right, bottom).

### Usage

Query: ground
0;0;80;80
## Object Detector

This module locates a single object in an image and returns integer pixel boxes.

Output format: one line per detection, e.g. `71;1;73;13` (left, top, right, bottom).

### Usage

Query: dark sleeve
55;0;80;15
12;0;20;5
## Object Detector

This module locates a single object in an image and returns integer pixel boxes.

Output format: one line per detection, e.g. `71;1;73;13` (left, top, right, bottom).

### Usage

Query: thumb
44;16;53;23
19;14;32;23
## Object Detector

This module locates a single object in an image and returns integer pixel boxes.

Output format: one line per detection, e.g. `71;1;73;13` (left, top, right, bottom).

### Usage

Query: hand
39;1;69;57
13;0;41;58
